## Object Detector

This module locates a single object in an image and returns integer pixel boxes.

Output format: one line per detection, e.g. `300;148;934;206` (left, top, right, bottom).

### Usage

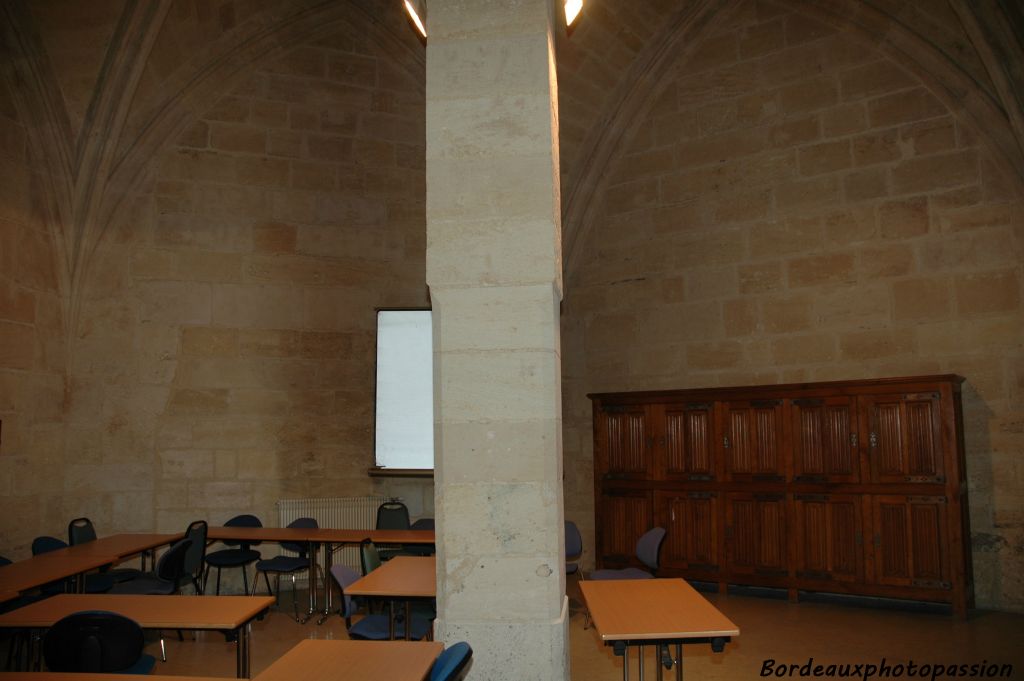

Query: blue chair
330;564;432;640
430;641;473;681
251;517;318;622
565;521;583;575
406;517;436;556
42;610;155;674
67;518;141;583
109;539;192;595
376;501;410;561
33;535;112;594
204;514;263;595
589;526;666;580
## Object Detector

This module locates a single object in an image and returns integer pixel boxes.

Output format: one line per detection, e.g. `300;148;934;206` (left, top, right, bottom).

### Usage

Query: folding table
254;639;442;681
0;594;274;678
580;578;739;681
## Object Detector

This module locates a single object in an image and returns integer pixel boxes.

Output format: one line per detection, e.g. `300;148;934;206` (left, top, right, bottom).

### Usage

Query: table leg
676;644;683;681
236;623;251;678
622;645;629;681
388;600;396;640
405;600;412;640
317;542;334;624
299;541;316;624
638;644;645;681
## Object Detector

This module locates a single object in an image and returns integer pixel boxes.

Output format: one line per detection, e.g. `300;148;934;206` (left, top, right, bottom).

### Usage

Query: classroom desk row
0;639;444;681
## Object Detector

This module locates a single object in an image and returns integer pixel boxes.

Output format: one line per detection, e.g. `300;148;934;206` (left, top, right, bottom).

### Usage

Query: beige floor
144;583;1024;680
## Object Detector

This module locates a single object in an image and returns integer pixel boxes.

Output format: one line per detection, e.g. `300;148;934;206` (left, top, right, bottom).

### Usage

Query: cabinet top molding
588;374;965;402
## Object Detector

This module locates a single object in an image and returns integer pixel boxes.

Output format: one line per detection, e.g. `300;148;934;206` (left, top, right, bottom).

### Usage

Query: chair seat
205;548;261;567
589;568;655;580
106;567;143;583
108;575;177;595
123;653;157;674
83;573;116;593
349;613;432;641
254;556;309;574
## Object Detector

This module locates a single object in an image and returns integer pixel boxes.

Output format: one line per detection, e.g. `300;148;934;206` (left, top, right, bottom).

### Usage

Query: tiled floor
145;584;1024;680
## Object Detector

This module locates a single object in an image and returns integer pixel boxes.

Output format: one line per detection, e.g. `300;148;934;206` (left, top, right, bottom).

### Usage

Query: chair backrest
329;564;361;620
410;517;435;530
155;539;193;585
636;527;667;572
68;518;98;546
223;514;262;548
360;539;382;575
43;610;146;673
33;535;68;555
282;517;318;555
182;520;208;578
376;501;411;530
565;521;583;569
0;556;10;566
430;642;473;681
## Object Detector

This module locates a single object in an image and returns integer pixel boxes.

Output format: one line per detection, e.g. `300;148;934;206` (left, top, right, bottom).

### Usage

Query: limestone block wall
562;4;1024;611
0;77;69;550
0;19;428;555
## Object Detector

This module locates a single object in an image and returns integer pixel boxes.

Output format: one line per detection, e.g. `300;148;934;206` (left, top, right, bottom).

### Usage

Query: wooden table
580;579;739;681
0;594;274;678
0;533;181;596
346;556;435;640
0;674;227;681
207;527;436;624
254;639;443;681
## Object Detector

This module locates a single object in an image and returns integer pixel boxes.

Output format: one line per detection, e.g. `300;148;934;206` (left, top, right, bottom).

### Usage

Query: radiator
276;495;390;577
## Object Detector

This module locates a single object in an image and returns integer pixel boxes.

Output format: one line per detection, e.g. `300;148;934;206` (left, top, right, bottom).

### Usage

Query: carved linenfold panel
591;375;970;616
604;408;649;477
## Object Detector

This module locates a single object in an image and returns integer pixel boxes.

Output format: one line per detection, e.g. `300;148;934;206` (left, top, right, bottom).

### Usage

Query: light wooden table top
580;579;739;642
0;674;227;681
207;527;435;545
254;639;443;681
0;594;275;630
0;533;182;595
347;556;436;598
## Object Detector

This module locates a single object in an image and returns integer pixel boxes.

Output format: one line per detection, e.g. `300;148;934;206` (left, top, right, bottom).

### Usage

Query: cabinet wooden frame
590;375;973;617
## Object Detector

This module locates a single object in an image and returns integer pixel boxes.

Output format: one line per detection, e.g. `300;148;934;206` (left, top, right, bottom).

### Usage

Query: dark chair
589;527;666;580
67;518;141;583
359;539;382;576
251;517;318;622
42;610;155;674
109;539;192;662
430;641;473;681
109;539;192;595
329;564;432;640
33;535;112;594
406;517;436;556
180;520;208;594
565;521;583;575
204;514;263;595
376;501;410;561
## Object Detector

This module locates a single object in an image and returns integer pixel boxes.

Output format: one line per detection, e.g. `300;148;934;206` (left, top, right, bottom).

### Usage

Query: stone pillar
425;1;568;680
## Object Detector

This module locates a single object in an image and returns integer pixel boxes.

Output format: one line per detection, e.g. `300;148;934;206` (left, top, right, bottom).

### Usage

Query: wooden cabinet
591;375;973;616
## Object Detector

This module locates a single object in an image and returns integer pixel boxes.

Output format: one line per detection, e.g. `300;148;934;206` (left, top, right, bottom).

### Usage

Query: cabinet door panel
793;494;863;582
726;493;786;576
658;491;718;571
863;393;944;483
597;490;653;566
724;401;785;481
663;403;716;480
598;406;652;480
872;495;950;588
792;398;858;482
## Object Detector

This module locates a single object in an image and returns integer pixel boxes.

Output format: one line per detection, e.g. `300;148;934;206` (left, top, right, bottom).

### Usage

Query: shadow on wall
961;381;1001;608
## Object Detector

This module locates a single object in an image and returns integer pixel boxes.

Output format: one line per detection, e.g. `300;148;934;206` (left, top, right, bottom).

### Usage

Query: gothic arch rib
100;0;425;234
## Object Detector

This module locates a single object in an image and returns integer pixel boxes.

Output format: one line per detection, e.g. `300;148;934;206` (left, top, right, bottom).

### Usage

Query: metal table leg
317;541;334;624
236;622;251;678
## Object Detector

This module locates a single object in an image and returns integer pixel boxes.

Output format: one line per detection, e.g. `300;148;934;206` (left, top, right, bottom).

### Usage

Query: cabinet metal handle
869;432;878;448
850;432;858;448
723;435;731;449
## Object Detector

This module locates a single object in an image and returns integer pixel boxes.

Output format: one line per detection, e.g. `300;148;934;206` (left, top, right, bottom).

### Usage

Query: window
373;309;434;471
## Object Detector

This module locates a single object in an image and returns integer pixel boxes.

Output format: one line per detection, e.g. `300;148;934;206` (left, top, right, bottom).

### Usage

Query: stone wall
0;17;429;557
561;4;1024;611
0;76;69;551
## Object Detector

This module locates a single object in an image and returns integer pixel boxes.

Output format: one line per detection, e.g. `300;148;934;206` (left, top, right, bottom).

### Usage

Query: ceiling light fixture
404;0;427;38
565;0;583;27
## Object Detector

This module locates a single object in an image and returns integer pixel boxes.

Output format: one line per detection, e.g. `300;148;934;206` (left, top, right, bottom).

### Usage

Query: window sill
367;467;434;479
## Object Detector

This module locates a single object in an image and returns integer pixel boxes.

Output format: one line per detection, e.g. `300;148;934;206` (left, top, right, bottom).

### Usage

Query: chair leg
159;631;166;663
241;566;248;595
215;567;222;595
